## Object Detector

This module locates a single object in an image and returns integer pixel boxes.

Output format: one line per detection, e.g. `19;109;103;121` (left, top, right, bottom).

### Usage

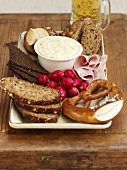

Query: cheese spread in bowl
34;36;83;72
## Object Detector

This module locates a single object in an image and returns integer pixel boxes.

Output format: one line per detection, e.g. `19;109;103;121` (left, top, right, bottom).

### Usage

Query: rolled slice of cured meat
74;54;108;83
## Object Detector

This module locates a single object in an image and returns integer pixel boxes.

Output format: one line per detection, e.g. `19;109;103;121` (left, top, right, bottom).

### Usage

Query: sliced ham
74;56;88;69
88;54;100;68
74;54;108;83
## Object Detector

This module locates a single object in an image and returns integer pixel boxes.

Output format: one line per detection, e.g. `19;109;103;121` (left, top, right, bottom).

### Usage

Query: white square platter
9;31;111;129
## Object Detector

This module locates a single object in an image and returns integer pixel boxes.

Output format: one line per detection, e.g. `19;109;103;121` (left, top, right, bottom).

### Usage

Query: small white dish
34;36;83;72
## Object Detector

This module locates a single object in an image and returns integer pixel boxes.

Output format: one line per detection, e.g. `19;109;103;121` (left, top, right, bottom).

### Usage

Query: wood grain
0;14;127;169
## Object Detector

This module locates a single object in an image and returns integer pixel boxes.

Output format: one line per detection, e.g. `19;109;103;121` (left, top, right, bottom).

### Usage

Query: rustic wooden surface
0;14;127;170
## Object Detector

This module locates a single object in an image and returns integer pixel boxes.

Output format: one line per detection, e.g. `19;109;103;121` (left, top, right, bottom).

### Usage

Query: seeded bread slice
14;100;62;114
0;77;61;105
15;103;58;123
81;23;102;55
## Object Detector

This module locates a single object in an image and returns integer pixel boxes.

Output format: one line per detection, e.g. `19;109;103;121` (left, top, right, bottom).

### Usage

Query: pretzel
62;79;124;124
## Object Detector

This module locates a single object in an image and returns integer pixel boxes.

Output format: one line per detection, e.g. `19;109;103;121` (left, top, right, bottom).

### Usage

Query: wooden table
0;14;127;170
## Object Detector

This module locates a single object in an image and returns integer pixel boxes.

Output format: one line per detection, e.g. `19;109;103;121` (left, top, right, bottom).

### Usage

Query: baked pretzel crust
62;79;124;124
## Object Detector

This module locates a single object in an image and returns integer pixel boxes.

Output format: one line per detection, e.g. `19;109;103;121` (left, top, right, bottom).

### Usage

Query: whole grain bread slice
8;45;49;74
14;100;62;114
15;103;58;123
81;23;102;55
0;77;61;105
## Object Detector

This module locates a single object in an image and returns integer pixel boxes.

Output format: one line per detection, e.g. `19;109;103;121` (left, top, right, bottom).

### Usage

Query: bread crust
15;103;58;123
14;100;62;114
24;33;36;54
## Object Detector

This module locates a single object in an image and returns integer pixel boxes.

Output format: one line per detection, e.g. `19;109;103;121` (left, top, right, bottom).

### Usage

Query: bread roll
24;28;49;54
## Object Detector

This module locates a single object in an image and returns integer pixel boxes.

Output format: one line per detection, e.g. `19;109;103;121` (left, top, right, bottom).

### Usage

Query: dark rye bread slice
15;103;58;123
7;62;40;78
0;77;61;105
8;65;38;84
8;66;38;84
8;45;49;74
14;100;62;114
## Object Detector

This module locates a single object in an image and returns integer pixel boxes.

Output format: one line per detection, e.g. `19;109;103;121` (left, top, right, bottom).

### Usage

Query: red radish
73;78;82;87
64;69;76;79
56;86;66;100
79;81;89;92
47;80;58;89
67;86;79;97
62;77;74;89
51;70;64;81
48;73;52;80
37;75;49;86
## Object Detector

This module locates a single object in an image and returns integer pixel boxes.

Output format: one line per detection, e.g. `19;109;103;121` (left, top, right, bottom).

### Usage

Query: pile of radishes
37;69;89;100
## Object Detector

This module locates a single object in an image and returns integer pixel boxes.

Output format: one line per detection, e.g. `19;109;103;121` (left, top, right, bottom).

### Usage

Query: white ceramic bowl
34;36;83;72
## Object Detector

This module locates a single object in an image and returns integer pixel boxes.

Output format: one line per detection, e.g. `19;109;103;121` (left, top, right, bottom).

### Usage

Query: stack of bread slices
7;45;49;84
6;45;62;123
0;77;62;123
